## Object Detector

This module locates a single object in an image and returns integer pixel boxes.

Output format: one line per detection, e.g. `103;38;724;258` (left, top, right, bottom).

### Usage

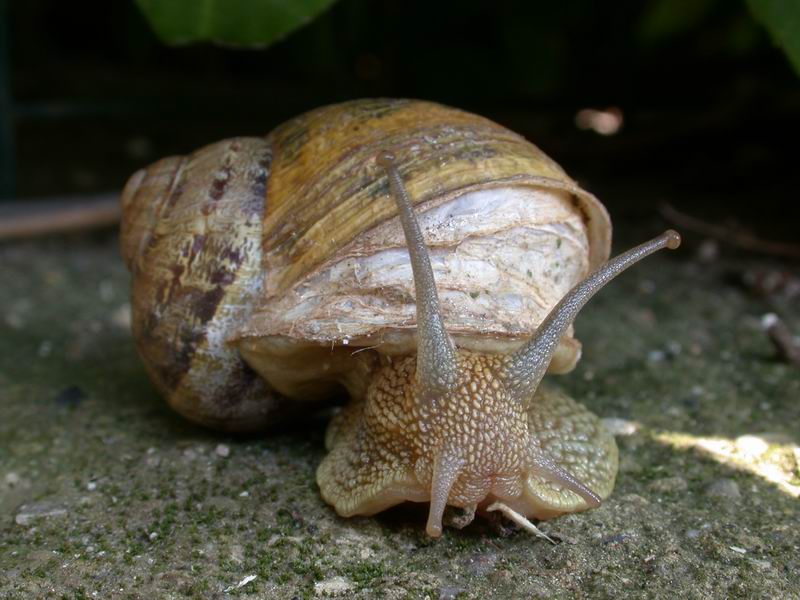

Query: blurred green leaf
135;0;339;47
747;0;800;74
637;0;719;43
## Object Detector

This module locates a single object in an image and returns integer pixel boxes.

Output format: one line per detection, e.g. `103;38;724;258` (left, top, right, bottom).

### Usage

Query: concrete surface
1;227;798;599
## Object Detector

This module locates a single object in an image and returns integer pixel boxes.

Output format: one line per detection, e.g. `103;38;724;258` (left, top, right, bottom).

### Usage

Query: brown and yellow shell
120;138;291;430
121;98;611;430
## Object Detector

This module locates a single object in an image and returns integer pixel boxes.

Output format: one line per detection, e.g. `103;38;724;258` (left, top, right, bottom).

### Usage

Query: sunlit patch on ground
654;431;800;498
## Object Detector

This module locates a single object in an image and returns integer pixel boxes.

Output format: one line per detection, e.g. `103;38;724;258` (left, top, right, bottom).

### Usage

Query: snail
120;98;680;538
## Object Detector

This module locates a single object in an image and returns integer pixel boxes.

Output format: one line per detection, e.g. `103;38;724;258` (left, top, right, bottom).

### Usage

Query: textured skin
523;387;618;518
317;351;617;524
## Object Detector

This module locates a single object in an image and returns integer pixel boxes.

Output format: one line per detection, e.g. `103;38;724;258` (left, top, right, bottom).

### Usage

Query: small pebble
86;480;97;491
601;533;629;545
696;239;719;262
685;529;701;539
5;472;20;486
439;587;465;600
215;444;231;458
463;552;497;577
110;303;132;330
38;340;53;358
666;341;682;357
705;478;741;500
314;576;354;596
761;312;779;330
735;435;769;458
601;418;639;436
5;312;24;329
149;532;158;541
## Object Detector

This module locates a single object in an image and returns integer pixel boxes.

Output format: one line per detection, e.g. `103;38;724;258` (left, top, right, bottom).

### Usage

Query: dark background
3;0;799;243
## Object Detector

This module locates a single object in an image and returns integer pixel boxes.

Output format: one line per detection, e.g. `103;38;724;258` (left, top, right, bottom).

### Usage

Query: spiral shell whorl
120;137;289;431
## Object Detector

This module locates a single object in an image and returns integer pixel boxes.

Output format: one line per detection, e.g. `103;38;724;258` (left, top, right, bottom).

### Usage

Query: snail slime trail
121;98;682;537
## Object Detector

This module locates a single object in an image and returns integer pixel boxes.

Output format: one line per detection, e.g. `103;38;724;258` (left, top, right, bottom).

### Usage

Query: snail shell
122;99;610;427
120;138;291;431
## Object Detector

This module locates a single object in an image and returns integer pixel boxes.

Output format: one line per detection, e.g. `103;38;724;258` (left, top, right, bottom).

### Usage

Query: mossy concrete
1;229;798;599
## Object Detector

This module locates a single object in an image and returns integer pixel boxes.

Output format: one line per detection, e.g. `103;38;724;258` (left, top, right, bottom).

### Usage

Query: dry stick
662;202;800;366
0;194;120;240
659;203;800;260
485;502;556;544
762;314;800;368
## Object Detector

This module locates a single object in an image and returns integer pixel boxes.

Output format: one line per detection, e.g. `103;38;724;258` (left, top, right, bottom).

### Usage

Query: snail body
121;99;679;537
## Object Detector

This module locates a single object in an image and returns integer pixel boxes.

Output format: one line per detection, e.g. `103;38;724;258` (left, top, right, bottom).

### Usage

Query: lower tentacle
528;448;602;508
425;452;466;537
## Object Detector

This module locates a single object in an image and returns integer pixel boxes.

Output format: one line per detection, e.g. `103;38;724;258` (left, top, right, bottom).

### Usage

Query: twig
0;193;120;241
484;501;556;544
742;268;800;299
659;203;800;260
761;313;800;368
